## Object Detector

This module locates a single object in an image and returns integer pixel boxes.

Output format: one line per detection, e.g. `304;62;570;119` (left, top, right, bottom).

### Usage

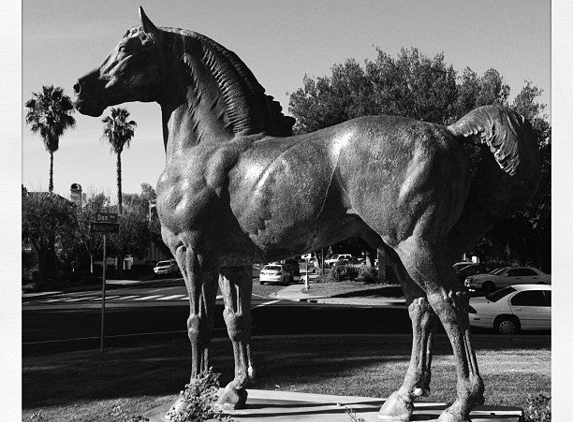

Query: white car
153;259;180;277
468;284;551;334
324;254;352;267
464;266;550;292
259;264;300;285
453;261;473;272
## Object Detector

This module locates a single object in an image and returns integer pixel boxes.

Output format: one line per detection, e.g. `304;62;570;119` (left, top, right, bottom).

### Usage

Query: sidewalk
146;389;522;422
272;283;407;307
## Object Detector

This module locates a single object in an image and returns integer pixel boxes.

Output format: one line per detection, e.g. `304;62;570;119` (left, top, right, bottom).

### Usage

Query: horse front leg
217;265;254;410
166;243;219;418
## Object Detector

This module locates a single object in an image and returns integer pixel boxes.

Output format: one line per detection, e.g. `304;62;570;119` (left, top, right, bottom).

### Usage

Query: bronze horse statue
74;8;540;422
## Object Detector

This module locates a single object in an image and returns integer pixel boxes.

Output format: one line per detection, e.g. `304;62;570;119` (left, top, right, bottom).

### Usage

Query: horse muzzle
73;70;108;116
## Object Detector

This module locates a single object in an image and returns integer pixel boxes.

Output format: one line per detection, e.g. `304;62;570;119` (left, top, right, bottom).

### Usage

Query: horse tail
445;105;541;260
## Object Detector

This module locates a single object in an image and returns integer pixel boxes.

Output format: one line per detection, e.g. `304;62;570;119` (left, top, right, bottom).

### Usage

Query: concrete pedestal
146;389;523;422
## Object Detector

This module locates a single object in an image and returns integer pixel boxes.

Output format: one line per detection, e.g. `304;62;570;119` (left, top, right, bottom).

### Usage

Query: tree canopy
25;85;76;192
288;47;550;270
101;107;137;214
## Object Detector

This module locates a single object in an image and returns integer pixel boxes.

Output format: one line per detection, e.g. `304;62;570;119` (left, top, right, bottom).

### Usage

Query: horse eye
118;46;128;53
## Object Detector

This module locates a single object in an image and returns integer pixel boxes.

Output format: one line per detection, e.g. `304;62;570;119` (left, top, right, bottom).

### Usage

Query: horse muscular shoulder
156;140;253;236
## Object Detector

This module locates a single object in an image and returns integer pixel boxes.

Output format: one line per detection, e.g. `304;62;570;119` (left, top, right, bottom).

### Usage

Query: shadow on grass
23;333;549;412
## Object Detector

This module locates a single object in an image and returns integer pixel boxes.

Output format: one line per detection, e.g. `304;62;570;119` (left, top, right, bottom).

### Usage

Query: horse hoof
378;391;413;421
216;382;248;410
436;408;471;422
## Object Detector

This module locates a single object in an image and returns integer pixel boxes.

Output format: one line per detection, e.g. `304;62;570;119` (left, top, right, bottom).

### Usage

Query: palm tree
100;107;137;214
25;85;76;193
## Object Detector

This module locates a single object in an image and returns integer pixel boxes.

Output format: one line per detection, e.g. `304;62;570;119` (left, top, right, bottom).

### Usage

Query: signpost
91;212;119;354
302;253;312;291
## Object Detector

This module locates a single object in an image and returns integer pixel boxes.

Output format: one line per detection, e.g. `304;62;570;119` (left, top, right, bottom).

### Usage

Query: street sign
91;222;119;233
95;212;118;223
91;212;119;234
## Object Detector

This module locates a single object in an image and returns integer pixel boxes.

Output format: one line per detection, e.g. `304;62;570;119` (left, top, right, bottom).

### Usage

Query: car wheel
259;280;265;285
495;316;520;335
482;281;495;293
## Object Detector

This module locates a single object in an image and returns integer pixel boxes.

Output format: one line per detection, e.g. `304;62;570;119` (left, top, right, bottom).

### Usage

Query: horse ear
139;7;158;34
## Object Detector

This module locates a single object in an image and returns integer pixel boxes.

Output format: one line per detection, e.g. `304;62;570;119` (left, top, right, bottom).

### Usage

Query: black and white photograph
7;0;569;421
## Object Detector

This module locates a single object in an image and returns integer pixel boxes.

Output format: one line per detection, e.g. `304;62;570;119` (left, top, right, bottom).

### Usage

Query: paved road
22;278;412;354
22;277;289;309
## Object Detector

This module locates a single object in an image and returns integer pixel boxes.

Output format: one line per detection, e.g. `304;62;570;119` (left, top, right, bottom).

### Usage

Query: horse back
226;115;470;256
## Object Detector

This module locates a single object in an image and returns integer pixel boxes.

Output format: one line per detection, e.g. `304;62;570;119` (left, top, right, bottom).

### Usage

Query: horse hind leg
378;248;438;421
216;265;254;410
394;237;484;422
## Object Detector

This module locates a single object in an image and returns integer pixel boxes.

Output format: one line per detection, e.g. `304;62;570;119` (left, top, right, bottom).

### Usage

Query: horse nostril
73;82;81;94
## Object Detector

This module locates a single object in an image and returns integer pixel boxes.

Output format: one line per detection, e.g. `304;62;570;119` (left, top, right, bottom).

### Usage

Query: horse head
74;8;163;116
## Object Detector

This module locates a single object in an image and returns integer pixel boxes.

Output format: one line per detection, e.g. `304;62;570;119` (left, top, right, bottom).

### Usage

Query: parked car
453;261;473;272
468;284;551;334
153;259;180;277
259;262;300;285
324;254;353;267
464;266;550;292
455;262;504;281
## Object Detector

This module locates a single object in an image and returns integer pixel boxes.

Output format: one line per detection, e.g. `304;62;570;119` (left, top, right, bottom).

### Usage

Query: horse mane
160;27;295;137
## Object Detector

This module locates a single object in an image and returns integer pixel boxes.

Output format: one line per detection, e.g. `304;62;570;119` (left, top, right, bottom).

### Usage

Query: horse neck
160;57;235;158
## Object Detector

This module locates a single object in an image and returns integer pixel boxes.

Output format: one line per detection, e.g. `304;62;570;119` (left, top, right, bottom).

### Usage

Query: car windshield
263;265;281;271
485;286;516;302
489;267;506;275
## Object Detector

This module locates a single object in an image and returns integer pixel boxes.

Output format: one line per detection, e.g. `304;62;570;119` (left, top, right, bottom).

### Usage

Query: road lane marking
133;295;163;301
157;295;187;301
251;299;281;309
63;297;94;302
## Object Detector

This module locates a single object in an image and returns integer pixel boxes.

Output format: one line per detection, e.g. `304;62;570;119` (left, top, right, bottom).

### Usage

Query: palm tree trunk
48;151;54;193
116;152;124;276
117;152;122;214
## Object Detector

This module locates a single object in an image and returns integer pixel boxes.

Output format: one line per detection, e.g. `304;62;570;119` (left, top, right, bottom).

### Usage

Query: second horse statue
74;8;539;422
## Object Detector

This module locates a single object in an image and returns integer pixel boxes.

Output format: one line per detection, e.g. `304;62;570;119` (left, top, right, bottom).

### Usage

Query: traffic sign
91;222;119;233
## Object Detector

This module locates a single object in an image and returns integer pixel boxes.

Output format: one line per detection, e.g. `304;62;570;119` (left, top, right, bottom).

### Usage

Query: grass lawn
22;333;550;421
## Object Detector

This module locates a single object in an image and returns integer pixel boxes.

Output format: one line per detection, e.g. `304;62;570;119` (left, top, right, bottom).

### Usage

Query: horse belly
225;141;360;261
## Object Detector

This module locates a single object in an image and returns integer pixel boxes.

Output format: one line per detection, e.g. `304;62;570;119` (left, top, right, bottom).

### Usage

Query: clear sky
21;0;550;202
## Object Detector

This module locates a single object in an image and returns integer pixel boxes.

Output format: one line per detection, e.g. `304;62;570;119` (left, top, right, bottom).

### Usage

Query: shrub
524;394;551;422
330;264;359;282
356;266;379;284
166;368;234;422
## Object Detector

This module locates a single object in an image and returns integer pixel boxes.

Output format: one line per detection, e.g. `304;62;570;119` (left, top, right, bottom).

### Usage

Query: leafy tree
101;107;137;214
22;188;77;284
288;47;550;271
108;188;154;265
62;192;110;274
25;85;76;192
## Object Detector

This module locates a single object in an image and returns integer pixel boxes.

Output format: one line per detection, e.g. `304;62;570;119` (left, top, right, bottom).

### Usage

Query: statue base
146;389;523;422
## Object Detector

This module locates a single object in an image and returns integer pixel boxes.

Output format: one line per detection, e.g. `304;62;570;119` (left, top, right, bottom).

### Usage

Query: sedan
259;264;299;285
468;284;551;334
455;262;503;281
153;259;180;277
464;266;550;292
